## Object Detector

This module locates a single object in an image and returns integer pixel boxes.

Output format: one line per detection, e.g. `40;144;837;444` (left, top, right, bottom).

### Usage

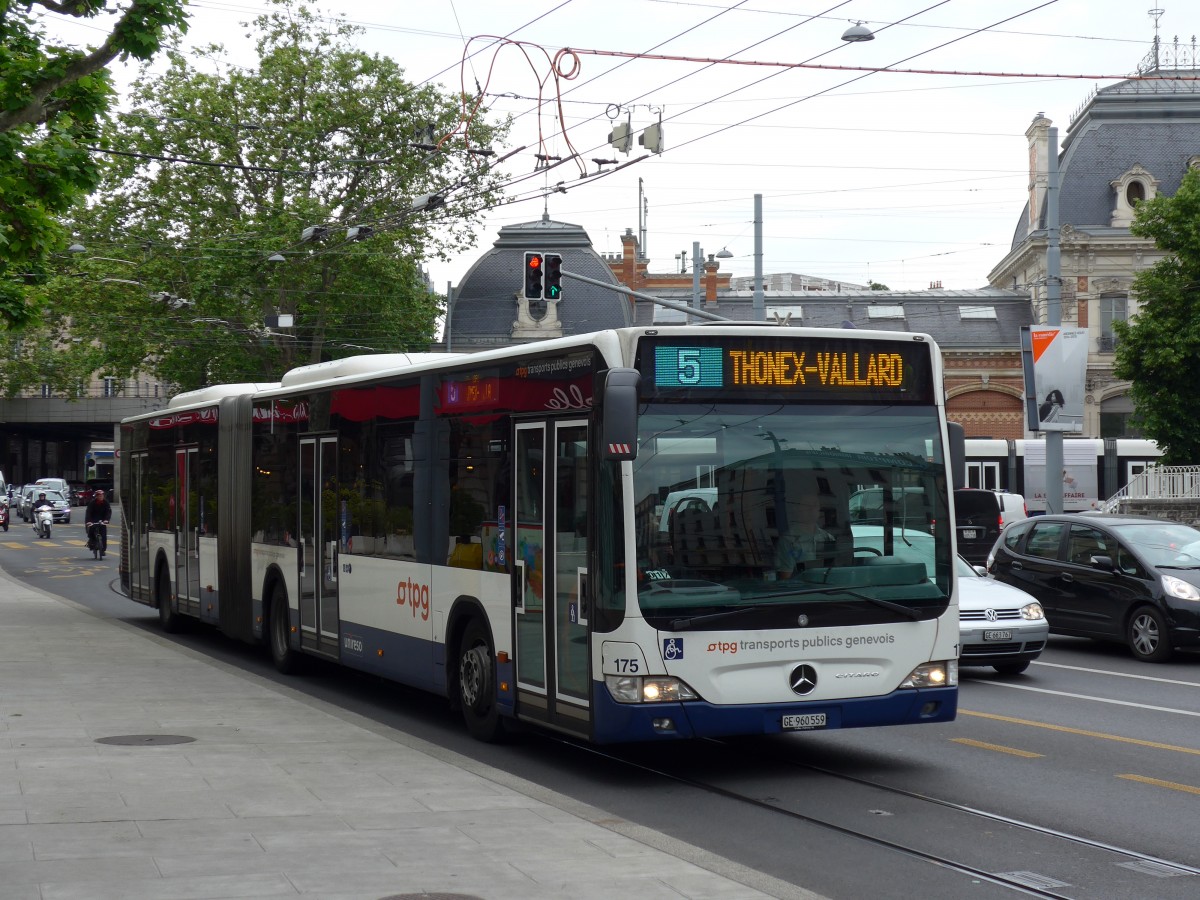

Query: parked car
954;488;1027;565
17;485;38;521
70;482;90;506
956;554;1047;675
987;514;1200;662
86;478;114;500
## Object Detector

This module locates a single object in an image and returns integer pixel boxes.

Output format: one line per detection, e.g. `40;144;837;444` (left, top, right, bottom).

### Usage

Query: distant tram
963;438;1161;512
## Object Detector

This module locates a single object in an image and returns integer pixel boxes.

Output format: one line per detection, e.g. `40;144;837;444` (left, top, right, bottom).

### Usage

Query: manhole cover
379;895;485;900
95;734;196;746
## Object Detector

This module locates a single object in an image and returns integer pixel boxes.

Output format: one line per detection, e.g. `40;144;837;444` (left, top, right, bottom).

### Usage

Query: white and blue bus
119;326;960;743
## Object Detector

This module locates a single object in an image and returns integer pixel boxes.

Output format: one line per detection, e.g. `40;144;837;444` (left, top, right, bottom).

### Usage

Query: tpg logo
396;577;431;621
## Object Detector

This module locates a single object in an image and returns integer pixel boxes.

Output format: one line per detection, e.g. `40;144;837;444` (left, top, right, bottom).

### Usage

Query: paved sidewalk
0;569;821;900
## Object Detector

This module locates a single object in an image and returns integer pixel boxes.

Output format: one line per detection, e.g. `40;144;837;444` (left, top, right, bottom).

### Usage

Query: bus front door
299;436;340;658
514;420;591;737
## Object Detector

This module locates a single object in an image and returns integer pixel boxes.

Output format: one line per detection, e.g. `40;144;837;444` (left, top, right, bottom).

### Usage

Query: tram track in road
545;733;1200;899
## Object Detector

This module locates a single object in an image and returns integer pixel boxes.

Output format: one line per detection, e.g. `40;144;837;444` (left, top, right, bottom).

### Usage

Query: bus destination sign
645;337;933;403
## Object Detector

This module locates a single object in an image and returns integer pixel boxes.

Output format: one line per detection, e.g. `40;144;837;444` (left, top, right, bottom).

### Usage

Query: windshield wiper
668;586;923;630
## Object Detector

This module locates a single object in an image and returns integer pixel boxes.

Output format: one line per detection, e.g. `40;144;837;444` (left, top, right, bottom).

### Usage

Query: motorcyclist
33;492;54;537
85;489;113;558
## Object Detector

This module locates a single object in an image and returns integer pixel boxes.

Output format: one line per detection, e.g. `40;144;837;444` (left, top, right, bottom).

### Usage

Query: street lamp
841;21;874;42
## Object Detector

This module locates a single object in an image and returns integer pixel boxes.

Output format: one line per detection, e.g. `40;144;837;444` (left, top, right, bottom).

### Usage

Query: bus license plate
961;528;977;539
983;630;1012;641
782;713;826;731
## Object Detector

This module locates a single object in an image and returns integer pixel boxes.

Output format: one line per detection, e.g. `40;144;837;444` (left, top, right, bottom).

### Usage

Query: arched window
1110;166;1158;226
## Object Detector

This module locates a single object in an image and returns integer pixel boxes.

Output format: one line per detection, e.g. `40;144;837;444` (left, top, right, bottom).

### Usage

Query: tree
0;0;189;328
1112;167;1200;464
5;0;508;394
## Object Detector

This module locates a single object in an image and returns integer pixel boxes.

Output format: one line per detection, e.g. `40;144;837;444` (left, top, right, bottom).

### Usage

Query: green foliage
0;0;188;329
1112;167;1200;464
3;0;509;395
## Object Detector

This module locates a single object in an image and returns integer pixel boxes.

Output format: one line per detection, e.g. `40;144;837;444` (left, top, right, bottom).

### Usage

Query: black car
987;514;1200;662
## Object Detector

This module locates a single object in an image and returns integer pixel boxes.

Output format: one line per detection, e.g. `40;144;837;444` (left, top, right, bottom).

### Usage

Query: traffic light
523;251;543;299
544;253;563;300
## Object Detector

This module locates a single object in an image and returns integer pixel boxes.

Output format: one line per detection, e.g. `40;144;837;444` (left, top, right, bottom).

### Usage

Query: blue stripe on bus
591;685;957;743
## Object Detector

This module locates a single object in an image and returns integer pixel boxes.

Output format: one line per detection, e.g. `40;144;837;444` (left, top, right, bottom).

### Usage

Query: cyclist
85;489;113;559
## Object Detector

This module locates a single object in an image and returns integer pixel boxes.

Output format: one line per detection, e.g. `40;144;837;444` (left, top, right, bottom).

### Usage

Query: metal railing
1101;465;1200;513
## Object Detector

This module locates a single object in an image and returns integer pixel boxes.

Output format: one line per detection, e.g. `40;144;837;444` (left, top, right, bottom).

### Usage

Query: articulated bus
119;326;960;743
964;438;1161;512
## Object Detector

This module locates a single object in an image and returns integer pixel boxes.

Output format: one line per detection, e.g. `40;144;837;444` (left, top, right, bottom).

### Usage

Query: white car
956;554;1047;676
850;528;1047;677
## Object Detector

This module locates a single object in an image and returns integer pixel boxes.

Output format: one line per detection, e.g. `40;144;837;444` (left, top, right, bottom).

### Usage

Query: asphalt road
4;511;1199;899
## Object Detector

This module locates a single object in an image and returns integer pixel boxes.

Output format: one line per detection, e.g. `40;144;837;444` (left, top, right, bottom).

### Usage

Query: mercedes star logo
789;664;818;695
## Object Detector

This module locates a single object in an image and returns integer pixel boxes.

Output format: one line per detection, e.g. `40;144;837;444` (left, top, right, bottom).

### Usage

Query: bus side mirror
600;368;640;461
947;422;965;490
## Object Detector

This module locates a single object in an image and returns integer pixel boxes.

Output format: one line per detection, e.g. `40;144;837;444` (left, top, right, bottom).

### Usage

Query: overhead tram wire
411;0;578;90
414;1;859;224
663;0;1064;156
459;0;941;202
502;0;760;127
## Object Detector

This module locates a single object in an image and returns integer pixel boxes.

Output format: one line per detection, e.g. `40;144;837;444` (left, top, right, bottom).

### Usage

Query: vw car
956;555;1047;675
988;514;1200;662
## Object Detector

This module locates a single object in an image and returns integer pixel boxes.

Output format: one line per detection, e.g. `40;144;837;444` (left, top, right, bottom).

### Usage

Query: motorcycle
34;506;53;539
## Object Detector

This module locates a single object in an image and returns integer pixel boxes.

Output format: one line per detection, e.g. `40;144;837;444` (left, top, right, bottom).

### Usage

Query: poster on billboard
1020;326;1087;433
1022;440;1100;512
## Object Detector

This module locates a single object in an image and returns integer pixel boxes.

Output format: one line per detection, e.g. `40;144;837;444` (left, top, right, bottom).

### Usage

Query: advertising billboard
1021;326;1087;433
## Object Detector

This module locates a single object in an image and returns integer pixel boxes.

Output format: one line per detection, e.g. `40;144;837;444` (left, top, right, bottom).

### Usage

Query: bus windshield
633;403;951;628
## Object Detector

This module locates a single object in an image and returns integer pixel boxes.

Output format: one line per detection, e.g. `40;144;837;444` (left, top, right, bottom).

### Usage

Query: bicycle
86;520;109;559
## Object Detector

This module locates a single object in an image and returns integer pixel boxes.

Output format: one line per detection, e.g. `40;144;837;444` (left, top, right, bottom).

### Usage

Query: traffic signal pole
558;268;730;321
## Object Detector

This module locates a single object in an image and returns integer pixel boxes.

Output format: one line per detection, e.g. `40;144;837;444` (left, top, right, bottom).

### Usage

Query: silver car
30;490;71;524
957;555;1047;676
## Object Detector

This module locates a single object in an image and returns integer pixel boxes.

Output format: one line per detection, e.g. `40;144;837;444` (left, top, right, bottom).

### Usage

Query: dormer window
1111;165;1158;226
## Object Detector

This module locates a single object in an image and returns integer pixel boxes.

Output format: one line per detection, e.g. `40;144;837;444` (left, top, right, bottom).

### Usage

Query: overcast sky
56;0;1187;294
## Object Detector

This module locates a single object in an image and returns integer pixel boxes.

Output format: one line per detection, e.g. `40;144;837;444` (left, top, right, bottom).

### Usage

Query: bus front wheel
458;619;504;742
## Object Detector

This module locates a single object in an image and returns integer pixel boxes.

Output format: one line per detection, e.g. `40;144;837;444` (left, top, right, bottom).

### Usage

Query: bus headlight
899;660;957;689
605;675;700;704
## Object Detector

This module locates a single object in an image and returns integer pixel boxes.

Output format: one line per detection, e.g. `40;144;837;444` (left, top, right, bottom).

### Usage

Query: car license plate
782;713;827;731
983;630;1012;641
961;528;977;539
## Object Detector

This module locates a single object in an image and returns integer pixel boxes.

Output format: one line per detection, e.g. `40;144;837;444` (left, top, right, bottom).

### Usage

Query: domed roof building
445;214;631;351
988;33;1200;438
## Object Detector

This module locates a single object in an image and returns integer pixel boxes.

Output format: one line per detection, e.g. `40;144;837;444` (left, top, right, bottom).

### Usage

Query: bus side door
513;419;590;736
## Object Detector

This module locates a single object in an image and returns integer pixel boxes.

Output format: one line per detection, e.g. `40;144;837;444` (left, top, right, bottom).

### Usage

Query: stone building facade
987;36;1200;438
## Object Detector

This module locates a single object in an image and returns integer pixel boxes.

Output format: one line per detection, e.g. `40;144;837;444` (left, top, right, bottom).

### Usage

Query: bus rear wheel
157;567;182;633
269;588;300;674
458;619;504;742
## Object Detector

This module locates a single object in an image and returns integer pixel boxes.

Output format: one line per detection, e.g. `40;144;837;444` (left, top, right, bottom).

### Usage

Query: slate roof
447;216;631;349
633;287;1032;349
1011;71;1200;247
